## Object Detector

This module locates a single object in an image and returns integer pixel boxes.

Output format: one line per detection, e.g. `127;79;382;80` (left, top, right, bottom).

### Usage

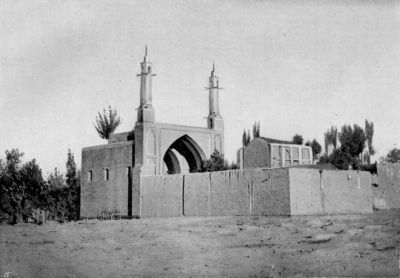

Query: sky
1;0;399;175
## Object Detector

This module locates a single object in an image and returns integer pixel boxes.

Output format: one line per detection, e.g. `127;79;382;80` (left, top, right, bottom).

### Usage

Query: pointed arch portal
163;135;206;174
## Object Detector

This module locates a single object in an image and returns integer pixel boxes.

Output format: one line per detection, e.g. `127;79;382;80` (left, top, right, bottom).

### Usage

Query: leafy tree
364;119;375;163
323;124;366;170
0;149;24;224
229;162;238;170
338;124;366;158
0;148;81;224
46;168;65;220
201;150;231;172
45;150;81;222
292;134;303;145
0;149;48;224
242;129;248;147
94;106;121;139
19;159;47;221
324;133;329;155
47;168;65;188
20;159;46;204
324;126;338;154
330;126;338;150
383;148;400;163
328;148;356;170
65;149;80;220
309;139;322;158
66;149;77;187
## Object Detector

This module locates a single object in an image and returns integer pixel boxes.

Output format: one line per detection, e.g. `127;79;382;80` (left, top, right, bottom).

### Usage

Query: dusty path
1;210;399;277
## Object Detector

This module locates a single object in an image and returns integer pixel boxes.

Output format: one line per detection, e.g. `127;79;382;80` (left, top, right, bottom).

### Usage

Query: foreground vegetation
0;149;80;224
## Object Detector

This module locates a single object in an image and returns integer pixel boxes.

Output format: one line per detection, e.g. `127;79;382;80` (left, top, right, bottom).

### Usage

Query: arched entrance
163;135;206;174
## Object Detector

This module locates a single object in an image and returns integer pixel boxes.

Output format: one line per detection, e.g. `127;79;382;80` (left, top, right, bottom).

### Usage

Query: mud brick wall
81;142;133;218
250;168;291;216
322;170;372;214
209;170;251;216
183;172;211;216
141;168;291;217
289;168;323;215
289;168;373;215
183;168;291;216
84;164;374;218
141;174;183;217
374;163;400;209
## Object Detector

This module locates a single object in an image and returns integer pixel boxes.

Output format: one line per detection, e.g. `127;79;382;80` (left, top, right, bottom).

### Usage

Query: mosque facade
81;49;224;218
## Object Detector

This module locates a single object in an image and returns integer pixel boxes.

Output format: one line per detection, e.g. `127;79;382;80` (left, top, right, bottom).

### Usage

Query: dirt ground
1;210;399;278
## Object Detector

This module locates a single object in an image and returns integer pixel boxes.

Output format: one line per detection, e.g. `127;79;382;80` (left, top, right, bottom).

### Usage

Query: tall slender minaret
137;45;155;122
207;62;223;131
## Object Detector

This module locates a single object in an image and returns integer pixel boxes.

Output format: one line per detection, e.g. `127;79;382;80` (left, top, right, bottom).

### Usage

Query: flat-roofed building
237;137;313;169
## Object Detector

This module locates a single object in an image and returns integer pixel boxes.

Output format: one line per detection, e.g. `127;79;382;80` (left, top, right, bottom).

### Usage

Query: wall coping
82;141;134;152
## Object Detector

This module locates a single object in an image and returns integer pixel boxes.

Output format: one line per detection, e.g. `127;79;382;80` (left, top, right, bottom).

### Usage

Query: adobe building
237;137;313;169
81;48;224;218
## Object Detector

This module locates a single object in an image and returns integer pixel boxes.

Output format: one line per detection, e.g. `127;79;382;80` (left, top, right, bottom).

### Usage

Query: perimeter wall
289;168;372;215
372;163;400;209
140;168;373;217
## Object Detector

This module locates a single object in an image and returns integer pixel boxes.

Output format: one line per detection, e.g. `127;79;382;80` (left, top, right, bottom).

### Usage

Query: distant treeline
0;149;80;225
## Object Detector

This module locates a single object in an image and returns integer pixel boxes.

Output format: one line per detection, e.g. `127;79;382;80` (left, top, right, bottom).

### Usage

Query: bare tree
94;106;121;139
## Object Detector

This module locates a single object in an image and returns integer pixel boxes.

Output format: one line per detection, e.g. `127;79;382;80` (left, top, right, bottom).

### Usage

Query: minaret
207;62;223;131
137;45;155;122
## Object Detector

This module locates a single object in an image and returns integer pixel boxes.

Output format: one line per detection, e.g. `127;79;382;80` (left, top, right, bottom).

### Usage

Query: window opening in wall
302;148;310;163
271;145;281;167
284;147;291;166
292;148;300;165
88;170;93;182
104;169;109;181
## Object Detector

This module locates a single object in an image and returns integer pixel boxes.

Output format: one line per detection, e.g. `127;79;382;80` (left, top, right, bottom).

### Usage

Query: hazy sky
1;0;399;175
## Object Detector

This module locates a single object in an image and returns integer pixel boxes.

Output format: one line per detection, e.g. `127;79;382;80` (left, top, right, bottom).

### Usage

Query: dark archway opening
163;135;205;174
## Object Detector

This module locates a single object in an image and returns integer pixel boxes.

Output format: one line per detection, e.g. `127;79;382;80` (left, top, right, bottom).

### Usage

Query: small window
302;148;310;163
292;148;299;165
284;147;291;165
271;145;282;167
272;146;280;160
104;169;109;181
87;170;93;182
126;166;132;178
